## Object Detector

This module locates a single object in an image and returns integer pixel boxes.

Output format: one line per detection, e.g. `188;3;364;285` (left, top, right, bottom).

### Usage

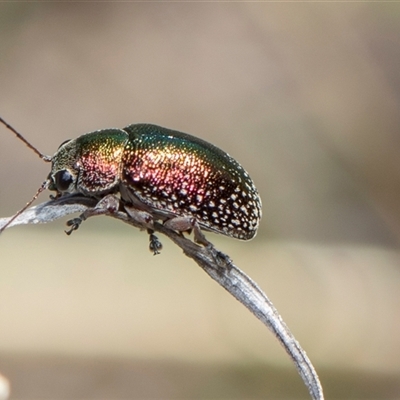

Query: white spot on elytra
240;205;248;215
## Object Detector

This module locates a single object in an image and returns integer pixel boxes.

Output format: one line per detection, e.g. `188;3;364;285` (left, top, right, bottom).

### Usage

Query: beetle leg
124;206;163;255
124;206;154;230
164;216;232;267
164;216;211;246
65;194;120;235
164;216;193;234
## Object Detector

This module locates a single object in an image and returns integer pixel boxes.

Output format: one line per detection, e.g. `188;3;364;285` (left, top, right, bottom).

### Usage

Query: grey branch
0;197;324;400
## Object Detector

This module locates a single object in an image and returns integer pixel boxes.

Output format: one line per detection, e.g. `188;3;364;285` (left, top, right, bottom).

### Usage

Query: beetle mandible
0;119;262;254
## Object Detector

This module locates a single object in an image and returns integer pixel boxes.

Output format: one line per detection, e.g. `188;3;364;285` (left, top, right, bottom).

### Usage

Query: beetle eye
54;170;73;192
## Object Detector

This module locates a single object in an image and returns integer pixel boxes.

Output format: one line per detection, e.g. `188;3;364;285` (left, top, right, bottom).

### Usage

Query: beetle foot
124;206;161;254
65;217;83;235
207;245;233;270
148;230;162;255
49;192;62;200
65;194;120;235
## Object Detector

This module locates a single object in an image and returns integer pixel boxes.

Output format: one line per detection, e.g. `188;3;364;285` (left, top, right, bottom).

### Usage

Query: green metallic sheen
48;124;262;240
121;124;261;240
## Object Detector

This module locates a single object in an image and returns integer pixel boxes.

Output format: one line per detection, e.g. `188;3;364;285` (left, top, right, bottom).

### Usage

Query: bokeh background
1;3;400;399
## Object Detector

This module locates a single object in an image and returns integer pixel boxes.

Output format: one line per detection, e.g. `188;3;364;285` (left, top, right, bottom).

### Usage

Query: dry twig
0;196;324;400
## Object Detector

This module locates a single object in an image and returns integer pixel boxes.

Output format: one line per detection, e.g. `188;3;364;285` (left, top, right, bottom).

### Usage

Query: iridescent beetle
0;118;262;254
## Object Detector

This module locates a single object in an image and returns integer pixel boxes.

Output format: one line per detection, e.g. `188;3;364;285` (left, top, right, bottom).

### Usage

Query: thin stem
0;198;324;400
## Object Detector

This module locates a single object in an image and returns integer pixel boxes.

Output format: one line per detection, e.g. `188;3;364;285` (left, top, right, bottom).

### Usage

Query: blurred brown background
1;3;400;399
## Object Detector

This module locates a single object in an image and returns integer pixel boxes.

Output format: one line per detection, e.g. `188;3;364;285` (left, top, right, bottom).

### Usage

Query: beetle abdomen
121;124;261;240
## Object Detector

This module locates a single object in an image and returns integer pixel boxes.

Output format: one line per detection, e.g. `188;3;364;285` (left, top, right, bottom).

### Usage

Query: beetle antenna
0;180;50;233
0;117;51;162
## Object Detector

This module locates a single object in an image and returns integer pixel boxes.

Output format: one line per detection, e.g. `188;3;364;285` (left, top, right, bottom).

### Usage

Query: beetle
0;118;262;254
